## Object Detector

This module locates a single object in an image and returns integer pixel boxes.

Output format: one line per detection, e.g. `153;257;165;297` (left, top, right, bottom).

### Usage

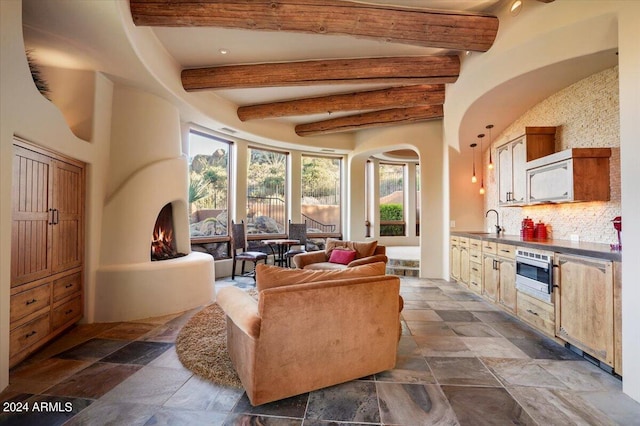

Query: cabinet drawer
469;239;482;250
10;283;51;324
52;296;83;330
459;237;469;248
469;266;482;294
517;292;555;336
53;272;82;302
482;241;498;255
10;314;50;357
497;244;516;260
469;249;482;264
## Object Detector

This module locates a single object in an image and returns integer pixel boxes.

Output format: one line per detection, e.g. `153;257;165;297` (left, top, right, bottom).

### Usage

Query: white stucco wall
0;0;113;390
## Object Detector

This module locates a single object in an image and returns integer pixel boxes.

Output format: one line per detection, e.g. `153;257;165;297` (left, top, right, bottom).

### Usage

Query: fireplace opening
151;203;187;261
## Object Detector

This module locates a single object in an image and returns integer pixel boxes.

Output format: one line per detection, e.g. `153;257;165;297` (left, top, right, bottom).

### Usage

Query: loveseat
292;238;387;270
217;262;402;406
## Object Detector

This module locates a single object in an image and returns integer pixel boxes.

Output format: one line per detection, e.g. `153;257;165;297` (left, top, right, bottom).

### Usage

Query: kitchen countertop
451;231;622;262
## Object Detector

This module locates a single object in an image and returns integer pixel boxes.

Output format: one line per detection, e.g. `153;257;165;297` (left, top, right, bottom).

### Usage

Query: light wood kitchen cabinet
497;244;517;313
526;148;611;204
497;127;555;206
450;236;460;280
482;254;499;302
555;253;614;367
614;262;622;375
481;242;516;310
468;238;482;294
459;238;470;286
517;291;555;337
10;139;85;367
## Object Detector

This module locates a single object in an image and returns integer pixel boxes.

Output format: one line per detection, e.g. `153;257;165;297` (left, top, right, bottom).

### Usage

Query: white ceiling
22;0;616;152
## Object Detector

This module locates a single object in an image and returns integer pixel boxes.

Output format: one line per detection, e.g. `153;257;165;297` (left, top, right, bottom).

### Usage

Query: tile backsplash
484;66;621;244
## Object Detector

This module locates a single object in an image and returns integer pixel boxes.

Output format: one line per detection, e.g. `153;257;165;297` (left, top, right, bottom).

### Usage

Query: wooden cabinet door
11;145;53;286
498;259;516;313
511;138;527;203
51;160;84;273
497;144;512;205
450;240;460;280
482;254;499;302
460;247;470;286
527;159;573;203
555;254;614;366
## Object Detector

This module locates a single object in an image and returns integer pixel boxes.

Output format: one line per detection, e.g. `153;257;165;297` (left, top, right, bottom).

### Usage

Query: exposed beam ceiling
237;84;445;121
130;0;499;52
295;105;444;136
181;56;460;91
130;0;495;136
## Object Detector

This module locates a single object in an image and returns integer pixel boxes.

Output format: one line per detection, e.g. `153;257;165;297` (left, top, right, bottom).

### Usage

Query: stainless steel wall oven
515;247;554;303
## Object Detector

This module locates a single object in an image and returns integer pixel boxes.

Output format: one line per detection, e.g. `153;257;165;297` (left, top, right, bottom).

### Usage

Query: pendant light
478;133;486;195
486;124;494;170
470;143;477;183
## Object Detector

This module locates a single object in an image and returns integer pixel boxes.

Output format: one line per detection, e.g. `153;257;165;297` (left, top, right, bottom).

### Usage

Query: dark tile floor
2;276;640;425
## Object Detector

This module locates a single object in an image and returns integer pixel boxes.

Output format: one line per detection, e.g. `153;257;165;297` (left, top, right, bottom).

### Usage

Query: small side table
263;239;301;267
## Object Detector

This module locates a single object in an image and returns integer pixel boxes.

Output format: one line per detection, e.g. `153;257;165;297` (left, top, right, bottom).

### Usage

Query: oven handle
516;256;550;269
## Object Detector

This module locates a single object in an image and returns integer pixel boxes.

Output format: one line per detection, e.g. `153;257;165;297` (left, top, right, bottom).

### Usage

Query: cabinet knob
25;330;37;338
526;309;539;317
25;299;37;306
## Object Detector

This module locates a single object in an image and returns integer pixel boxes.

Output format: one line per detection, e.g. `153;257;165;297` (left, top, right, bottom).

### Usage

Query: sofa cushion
325;239;377;259
328;249;357;265
256;261;386;291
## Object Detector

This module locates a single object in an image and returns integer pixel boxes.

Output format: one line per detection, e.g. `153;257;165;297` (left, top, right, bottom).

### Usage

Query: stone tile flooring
2;276;640;425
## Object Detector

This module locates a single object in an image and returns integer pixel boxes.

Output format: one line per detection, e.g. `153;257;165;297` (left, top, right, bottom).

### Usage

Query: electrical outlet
570;234;580;242
450;220;456;228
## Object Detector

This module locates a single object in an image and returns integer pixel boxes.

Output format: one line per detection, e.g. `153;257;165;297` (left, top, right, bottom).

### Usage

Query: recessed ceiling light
510;0;523;16
219;48;229;55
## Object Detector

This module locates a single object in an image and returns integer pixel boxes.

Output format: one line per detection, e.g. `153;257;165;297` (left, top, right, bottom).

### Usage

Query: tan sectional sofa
292;239;387;270
217;262;402;406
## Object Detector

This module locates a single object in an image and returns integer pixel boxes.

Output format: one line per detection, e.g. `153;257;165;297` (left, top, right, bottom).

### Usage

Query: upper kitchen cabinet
497;127;556;206
527;148;611;204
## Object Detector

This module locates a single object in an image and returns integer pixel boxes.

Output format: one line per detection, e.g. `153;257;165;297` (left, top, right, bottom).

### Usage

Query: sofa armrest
292;250;328;269
217;287;261;339
347;254;388;268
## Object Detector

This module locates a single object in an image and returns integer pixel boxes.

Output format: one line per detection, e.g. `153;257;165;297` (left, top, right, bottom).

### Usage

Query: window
302;155;341;235
188;130;231;257
247;147;287;235
379;163;405;236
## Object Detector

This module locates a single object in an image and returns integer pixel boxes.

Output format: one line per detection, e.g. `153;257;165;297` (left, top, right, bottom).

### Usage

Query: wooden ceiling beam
237;85;444;121
295;105;444;137
182;56;459;91
130;0;499;52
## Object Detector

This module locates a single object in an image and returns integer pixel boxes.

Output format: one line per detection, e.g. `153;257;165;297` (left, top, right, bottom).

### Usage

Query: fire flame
151;225;174;258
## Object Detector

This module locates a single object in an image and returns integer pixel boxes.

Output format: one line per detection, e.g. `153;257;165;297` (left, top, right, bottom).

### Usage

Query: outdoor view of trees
302;156;341;233
379;163;405;236
188;130;409;258
189;131;229;241
246;148;287;234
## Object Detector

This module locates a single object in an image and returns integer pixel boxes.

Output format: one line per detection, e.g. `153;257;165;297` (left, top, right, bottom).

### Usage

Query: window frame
301;153;343;239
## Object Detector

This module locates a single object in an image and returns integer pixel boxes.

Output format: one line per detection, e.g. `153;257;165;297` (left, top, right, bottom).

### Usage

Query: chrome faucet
486;209;502;235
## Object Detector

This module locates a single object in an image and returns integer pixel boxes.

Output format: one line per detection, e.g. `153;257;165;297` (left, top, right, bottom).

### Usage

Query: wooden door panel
556;254;614;365
12;146;52;286
52;160;84;273
499;260;516;313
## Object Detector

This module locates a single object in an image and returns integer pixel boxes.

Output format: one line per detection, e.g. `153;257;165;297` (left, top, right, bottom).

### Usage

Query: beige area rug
175;289;257;389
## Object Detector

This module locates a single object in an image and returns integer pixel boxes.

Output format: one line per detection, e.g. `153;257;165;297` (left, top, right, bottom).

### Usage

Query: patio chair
231;220;268;280
284;221;307;267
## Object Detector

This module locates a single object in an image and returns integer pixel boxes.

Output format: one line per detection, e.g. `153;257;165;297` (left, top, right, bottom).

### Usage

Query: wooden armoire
10;139;85;367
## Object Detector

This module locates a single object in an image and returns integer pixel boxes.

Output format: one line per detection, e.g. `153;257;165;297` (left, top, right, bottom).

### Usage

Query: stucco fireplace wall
95;85;214;322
